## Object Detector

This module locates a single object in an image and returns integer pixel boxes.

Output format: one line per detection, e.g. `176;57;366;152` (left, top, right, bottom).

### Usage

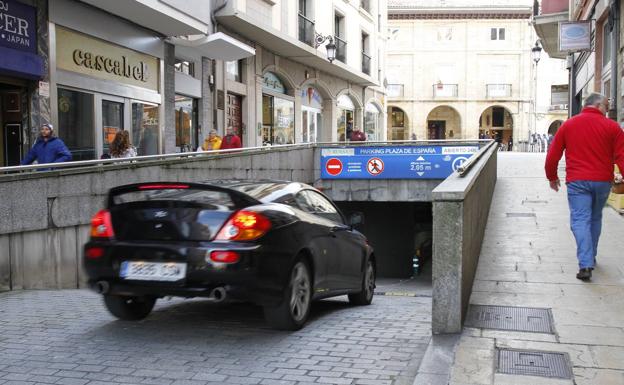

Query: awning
216;12;378;86
167;33;255;61
80;0;208;36
0;46;44;79
533;12;569;59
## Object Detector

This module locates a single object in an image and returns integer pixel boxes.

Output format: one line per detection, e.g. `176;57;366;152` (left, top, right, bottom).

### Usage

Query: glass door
101;99;124;156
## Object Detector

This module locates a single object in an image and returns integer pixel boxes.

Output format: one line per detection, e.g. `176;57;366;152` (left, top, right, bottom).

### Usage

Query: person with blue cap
21;123;72;167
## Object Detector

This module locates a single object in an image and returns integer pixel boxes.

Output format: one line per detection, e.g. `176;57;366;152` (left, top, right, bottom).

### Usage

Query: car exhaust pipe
210;287;226;302
95;281;110;294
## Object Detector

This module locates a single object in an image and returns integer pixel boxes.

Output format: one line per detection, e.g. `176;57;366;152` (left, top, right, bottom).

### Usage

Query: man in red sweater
545;92;624;280
219;127;242;149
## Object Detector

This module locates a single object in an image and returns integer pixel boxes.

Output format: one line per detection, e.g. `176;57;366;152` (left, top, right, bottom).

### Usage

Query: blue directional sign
320;146;478;179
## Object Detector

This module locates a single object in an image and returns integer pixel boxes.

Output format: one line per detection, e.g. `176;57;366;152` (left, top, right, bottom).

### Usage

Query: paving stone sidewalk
448;152;624;385
0;288;431;385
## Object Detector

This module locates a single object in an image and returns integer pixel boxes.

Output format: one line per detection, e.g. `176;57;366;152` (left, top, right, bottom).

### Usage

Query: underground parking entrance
335;201;433;297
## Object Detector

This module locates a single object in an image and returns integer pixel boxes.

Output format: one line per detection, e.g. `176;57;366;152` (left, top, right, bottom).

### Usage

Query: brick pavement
0;290;431;385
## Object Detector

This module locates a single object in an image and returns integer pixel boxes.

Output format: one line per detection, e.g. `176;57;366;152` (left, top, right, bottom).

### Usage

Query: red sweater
219;134;242;149
545;107;624;183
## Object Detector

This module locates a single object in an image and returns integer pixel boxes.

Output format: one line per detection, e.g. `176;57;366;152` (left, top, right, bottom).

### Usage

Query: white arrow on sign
416;156;425;161
417;172;424;176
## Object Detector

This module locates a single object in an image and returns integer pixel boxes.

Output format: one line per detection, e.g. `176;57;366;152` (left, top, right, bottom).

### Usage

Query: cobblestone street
0;290;431;385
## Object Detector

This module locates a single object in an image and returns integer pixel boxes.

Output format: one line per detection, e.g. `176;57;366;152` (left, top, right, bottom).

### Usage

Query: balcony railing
486;84;512;98
298;13;315;47
334;36;347;63
362;52;371;75
387;84;404;98
432;84;458;97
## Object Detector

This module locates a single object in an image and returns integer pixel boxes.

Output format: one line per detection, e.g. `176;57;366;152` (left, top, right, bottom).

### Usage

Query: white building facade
386;0;568;149
215;0;388;146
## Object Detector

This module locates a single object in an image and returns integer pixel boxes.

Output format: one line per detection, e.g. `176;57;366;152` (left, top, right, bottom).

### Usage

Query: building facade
386;0;568;149
215;0;388;146
535;0;620;124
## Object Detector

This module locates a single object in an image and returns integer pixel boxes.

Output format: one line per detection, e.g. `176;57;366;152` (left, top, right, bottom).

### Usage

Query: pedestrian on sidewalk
21;123;72;168
545;92;624;281
109;130;137;158
219;127;242;149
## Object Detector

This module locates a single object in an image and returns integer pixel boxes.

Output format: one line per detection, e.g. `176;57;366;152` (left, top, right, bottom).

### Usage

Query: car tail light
215;210;271;241
210;251;240;264
90;209;115;239
138;184;189;190
85;247;105;259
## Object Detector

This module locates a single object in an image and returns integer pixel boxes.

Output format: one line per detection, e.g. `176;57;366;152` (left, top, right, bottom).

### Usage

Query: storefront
301;86;323;143
261;72;294;145
337;95;355;141
53;25;162;159
365;102;381;141
175;95;197;151
0;0;44;166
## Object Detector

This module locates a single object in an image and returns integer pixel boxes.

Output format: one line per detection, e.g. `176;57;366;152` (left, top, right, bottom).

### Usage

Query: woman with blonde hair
109;130;137;158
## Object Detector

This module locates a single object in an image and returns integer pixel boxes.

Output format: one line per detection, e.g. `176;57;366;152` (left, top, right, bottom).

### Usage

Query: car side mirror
348;212;364;227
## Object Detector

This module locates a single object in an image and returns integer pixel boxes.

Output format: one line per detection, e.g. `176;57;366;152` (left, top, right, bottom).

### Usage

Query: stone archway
387;106;409;140
426;106;461;139
479;105;514;150
548;120;564;135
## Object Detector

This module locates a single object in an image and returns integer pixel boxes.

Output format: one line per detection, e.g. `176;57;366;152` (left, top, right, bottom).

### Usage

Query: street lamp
531;40;542;151
531;41;542;64
316;34;336;63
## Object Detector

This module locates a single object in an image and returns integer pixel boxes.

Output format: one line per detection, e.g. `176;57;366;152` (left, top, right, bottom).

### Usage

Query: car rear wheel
348;259;375;305
103;294;156;321
264;260;312;330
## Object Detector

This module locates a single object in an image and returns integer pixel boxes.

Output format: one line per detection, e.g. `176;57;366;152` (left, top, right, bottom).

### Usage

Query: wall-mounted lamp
208;74;215;91
531;40;542;65
315;33;336;63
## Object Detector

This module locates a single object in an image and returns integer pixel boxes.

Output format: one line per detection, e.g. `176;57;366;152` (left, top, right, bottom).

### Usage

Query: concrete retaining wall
431;145;498;334
0;147;314;290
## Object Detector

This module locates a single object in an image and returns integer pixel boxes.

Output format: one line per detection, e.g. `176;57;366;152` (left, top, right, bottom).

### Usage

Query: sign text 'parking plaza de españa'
320;146;478;179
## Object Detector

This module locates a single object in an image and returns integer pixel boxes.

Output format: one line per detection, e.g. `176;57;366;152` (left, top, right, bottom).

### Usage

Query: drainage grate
523;200;548;204
497;349;573;379
506;212;536;218
465;305;554;334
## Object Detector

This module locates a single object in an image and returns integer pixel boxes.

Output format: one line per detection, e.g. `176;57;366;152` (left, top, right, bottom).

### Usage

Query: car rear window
112;189;237;209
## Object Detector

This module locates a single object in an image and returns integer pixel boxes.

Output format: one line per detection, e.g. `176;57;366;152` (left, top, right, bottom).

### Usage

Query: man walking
545;93;624;280
21;123;72;167
219;127;242;149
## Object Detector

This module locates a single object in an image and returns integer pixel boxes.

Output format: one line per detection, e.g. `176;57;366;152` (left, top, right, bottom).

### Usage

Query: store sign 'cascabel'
72;49;149;82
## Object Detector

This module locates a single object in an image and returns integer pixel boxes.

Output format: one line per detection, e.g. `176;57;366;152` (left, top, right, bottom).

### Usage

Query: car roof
199;179;311;203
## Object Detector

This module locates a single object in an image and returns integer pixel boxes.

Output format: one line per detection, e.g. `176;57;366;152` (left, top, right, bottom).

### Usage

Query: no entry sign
325;158;343;176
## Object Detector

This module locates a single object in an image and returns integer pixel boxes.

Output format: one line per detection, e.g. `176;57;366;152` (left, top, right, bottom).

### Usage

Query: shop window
132;102;159;155
174;59;194;76
391;107;405;127
175;95;197;150
58;88;95;161
365;102;380;141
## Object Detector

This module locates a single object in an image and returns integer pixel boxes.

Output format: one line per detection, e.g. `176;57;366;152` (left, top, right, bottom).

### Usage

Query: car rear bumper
84;240;293;306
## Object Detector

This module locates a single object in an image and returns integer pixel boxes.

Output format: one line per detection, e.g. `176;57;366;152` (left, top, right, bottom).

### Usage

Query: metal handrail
457;140;496;176
1;140;493;174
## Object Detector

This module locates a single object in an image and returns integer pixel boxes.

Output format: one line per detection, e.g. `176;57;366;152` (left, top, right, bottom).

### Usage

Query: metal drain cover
506;212;536;218
497;349;573;379
465;305;554;334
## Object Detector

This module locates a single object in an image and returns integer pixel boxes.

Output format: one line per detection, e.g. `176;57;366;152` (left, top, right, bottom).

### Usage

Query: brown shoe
576;268;592;281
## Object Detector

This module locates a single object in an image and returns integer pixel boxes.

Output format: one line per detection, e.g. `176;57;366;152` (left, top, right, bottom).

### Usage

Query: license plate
120;261;187;281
